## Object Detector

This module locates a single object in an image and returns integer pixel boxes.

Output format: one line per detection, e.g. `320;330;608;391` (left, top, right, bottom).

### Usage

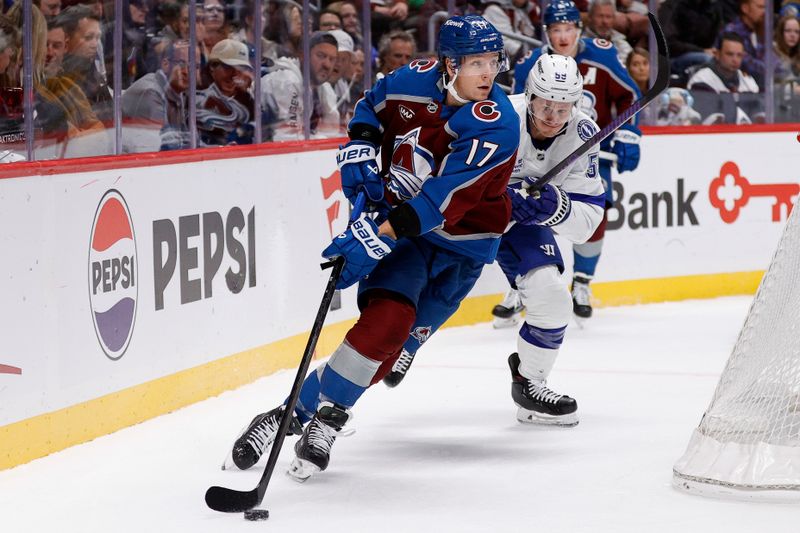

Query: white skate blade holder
516;407;579;428
493;314;523;329
287;457;321;483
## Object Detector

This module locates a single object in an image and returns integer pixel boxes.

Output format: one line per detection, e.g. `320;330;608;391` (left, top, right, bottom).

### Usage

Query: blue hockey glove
508;181;571;227
611;127;641;173
322;213;396;290
337;141;384;205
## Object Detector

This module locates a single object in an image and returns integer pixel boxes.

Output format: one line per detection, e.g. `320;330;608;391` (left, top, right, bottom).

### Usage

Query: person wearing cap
121;40;200;152
260;31;339;141
328;29;356;130
196;38;255;146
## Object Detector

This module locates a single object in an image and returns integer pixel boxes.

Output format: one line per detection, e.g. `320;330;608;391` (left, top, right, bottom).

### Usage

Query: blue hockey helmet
438;15;509;72
543;0;582;29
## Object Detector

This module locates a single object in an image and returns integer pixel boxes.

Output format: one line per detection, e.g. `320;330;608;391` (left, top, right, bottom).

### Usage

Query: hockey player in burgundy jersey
384;55;606;427
507;0;642;321
222;15;519;481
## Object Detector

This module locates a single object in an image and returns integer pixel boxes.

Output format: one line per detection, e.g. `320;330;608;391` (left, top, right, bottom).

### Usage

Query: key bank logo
88;189;138;360
709;161;799;223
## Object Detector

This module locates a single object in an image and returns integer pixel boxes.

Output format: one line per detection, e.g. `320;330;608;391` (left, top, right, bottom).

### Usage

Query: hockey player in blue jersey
383;55;605;426
222;15;520;480
493;0;641;323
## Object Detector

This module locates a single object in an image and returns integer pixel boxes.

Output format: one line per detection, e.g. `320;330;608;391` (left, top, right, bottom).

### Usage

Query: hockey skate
571;276;593;320
508;352;578;427
382;349;416;388
222;406;303;470
492;288;525;328
287;402;351;482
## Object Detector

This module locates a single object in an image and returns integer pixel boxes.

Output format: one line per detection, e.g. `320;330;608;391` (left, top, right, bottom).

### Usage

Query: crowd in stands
1;0;798;160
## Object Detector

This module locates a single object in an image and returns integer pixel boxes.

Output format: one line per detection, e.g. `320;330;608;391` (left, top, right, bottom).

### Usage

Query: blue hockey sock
318;363;367;408
292;365;324;424
573;242;602;279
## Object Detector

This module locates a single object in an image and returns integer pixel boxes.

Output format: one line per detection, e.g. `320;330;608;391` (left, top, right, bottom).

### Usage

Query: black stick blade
205;485;259;513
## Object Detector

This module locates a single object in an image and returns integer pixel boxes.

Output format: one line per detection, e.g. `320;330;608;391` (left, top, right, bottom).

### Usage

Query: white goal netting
673;198;800;501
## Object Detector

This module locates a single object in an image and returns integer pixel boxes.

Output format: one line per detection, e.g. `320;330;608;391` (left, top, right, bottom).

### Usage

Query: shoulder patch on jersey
517;49;534;65
592;38;613;50
408;59;438;73
471;100;501;122
577;119;598;142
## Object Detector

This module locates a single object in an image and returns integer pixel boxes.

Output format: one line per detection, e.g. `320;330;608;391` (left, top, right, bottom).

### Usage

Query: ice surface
2;296;798;532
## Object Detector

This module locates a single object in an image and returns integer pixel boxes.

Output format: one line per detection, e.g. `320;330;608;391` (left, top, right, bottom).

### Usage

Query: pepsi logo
88;190;137;360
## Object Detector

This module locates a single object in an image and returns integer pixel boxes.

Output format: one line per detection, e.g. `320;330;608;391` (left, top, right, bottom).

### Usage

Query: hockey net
673;198;800;501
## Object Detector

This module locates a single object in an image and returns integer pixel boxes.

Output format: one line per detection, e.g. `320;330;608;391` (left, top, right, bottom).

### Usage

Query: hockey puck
243;509;270;521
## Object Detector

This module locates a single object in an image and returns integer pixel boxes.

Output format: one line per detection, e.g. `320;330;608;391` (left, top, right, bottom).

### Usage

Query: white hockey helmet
525;53;583;104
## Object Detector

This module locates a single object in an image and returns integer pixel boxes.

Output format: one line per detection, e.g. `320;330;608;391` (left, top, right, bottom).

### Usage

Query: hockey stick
205;192;366;515
527;11;669;194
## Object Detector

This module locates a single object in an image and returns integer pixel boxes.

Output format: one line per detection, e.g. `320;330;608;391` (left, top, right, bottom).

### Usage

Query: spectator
202;0;228;51
349;47;366;106
655;87;702;125
60;4;113;123
196;39;255;145
717;0;766;88
610;0;649;47
43;13;105;139
0;15;18;89
688;32;762;123
269;1;303;59
690;32;759;93
625;47;656;124
774;14;800;85
260;31;339;141
377;30;415;76
231;3;279;66
34;0;62;18
119;0;154;88
328;29;355;130
583;0;632;64
372;0;410;41
481;0;539;63
5;3;107;157
318;10;343;31
659;0;724;83
122;40;197;152
335;1;364;50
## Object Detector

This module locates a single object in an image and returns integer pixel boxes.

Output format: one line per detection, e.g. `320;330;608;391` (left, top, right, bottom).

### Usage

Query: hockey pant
294;237;484;421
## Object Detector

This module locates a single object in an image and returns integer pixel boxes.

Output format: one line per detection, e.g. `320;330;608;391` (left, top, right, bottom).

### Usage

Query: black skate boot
571;276;593;319
508;352;578;427
223;406;303;470
382;349;416;388
492;288;525;329
287;402;351;482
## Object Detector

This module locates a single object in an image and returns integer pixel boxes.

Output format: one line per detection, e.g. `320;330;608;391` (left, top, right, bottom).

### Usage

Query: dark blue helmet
543;0;582;28
438;15;509;72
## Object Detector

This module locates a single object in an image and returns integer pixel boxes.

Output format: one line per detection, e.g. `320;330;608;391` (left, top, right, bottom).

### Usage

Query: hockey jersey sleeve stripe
568;191;606;208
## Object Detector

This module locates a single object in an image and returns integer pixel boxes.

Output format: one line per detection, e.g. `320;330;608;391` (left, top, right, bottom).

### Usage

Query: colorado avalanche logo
390;127;436;194
592;38;613;50
411;325;433;344
577;119;597;141
88;190;137;360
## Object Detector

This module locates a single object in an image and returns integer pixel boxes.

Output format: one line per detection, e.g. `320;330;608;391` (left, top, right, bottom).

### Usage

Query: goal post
673;198;800;502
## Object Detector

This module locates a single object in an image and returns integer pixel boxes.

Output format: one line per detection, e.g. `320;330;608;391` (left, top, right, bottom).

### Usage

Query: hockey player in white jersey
385;54;604;426
498;53;604;425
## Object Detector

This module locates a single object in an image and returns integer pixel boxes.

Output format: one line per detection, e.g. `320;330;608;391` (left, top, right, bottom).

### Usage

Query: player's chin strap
442;70;469;105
